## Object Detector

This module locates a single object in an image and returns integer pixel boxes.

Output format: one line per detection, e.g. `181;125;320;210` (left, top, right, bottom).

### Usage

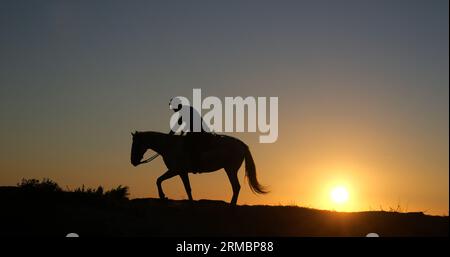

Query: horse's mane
137;131;168;137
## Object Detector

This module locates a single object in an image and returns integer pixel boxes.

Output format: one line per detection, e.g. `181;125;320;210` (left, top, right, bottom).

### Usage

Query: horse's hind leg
225;167;241;205
156;170;177;200
180;172;193;201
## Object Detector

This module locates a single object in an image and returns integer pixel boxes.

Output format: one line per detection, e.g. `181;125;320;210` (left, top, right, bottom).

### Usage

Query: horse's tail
244;146;269;194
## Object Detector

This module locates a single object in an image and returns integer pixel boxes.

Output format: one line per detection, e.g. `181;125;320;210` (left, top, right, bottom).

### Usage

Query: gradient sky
1;0;448;214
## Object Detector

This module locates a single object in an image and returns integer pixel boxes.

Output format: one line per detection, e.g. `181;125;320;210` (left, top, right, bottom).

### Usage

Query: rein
140;153;160;164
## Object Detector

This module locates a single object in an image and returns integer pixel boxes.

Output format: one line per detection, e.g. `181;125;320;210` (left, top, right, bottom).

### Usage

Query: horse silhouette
130;131;267;205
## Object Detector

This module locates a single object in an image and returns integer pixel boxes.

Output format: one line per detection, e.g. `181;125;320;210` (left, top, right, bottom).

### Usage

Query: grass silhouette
17;178;129;201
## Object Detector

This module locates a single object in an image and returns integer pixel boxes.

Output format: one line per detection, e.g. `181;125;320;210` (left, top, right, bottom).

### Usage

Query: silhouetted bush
104;185;129;200
16;178;128;201
17;178;62;193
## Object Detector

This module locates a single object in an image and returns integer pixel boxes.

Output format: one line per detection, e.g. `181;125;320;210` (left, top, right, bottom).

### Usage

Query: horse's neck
143;133;167;154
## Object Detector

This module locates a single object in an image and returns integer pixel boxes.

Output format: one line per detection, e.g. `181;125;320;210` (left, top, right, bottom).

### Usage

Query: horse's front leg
156;170;177;200
180;172;193;201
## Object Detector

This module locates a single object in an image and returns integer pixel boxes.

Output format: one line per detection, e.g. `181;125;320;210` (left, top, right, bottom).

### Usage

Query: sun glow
330;186;349;204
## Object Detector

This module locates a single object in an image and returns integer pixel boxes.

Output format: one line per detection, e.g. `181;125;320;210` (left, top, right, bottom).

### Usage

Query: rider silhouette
169;98;212;171
169;98;210;135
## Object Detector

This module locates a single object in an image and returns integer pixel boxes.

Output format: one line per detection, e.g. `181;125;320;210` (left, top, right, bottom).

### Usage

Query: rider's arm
169;130;186;136
169;115;182;135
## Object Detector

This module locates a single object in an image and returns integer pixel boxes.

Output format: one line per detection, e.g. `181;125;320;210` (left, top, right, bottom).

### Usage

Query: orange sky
0;1;448;215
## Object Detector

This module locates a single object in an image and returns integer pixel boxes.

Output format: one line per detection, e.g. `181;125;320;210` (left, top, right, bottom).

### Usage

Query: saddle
183;132;218;170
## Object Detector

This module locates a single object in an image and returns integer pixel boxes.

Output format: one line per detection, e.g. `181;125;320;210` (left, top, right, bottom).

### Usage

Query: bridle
133;138;160;165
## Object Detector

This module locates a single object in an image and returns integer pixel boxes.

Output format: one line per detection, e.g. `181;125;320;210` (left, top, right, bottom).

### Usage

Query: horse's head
130;131;146;167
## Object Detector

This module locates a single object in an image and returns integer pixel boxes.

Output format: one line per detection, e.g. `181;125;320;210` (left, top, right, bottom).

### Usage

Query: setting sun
330;186;349;204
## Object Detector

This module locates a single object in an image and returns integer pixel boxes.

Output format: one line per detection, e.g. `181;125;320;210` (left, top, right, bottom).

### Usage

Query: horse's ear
131;132;135;136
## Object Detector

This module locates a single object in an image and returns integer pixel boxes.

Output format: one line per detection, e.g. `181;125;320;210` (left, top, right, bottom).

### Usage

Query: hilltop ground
0;180;447;236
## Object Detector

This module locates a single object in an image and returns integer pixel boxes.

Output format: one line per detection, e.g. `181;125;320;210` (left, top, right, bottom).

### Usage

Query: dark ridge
0;184;447;237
